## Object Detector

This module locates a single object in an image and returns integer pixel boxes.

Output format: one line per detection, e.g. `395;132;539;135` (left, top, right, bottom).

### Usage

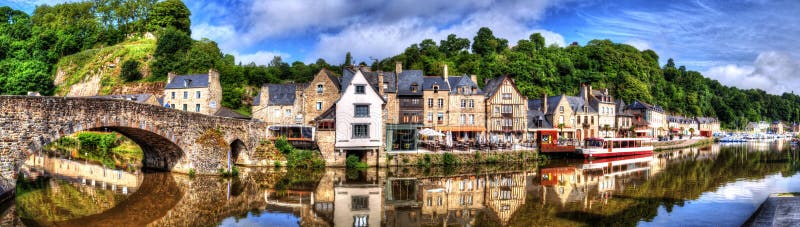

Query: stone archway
228;139;246;171
88;126;185;171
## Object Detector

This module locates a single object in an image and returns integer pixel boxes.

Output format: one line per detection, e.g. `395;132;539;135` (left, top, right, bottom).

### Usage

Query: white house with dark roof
163;69;222;116
335;69;386;165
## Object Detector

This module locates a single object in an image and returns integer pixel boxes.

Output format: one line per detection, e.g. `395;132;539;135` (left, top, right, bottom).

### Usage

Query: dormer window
184;79;191;87
433;84;439;93
410;83;418;93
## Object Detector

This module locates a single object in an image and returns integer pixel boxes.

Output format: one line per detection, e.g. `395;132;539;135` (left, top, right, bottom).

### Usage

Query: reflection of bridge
0;96;268;200
23;155;142;191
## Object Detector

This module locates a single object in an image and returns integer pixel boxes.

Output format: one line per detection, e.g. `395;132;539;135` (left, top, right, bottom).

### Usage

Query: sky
3;0;799;95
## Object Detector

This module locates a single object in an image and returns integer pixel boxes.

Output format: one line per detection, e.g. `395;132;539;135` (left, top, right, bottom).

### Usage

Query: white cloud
625;39;651;51
530;29;566;47
230;51;290;66
703;51;800;95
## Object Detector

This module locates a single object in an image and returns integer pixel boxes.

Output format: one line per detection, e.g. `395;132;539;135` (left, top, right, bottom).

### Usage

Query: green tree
344;51;352;66
147;0;191;34
120;60;141;82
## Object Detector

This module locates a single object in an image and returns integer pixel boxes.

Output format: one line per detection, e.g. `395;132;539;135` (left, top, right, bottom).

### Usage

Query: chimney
378;72;385;95
580;84;589;103
443;64;449;80
542;93;548;112
168;72;177;84
208;68;220;85
395;62;402;74
470;74;478;84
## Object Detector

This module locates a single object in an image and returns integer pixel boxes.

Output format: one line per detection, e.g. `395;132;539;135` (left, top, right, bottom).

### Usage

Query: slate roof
482;75;508;98
422;76;450;91
615;99;633;116
215;107;250;119
696;117;717;124
566;96;597;113
321;69;341;91
165;74;210;89
627;100;664;113
252;93;261;106
397;70;424;96
342;68;383;92
448;75;483;95
667;115;696;124
528;95;568;115
383;72;397;93
267;84;297;106
527;109;553;129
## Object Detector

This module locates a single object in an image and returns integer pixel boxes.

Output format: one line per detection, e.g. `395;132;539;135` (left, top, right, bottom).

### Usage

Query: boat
578;138;653;158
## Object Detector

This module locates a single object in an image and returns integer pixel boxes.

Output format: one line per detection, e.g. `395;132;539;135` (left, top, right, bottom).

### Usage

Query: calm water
2;141;799;226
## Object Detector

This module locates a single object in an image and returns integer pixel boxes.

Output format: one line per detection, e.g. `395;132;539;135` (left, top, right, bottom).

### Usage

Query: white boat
578;138;654;159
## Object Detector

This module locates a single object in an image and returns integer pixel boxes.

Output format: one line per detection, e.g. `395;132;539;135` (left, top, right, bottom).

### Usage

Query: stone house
585;85;617;138
626;100;666;137
566;95;598;141
423;75;450;129
528;94;576;140
301;69;341;124
483;75;529;143
696;117;720;137
445;74;486;142
746;121;770;134
252;83;304;125
771;121;785;134
335;69;386;166
667;115;698;137
163;69;222;116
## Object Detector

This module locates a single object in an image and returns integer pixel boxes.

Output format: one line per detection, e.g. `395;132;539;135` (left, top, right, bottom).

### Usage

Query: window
410;83;418;92
437;112;444;122
355;85;365;94
353;215;368;227
437;98;444;108
559;115;564;124
502;93;512;99
316;102;323;110
170;104;175;109
501;105;513;114
171;92;175;99
353;124;369;138
285;109;291;116
469;99;475;108
273;109;280;117
383;82;388;89
351;196;369;210
317;84;323;93
196;91;201;99
460;114;466;124
503;119;513;127
428;98;433;107
355;104;369;117
433;85;439;93
494;107;500;114
182;104;187;111
461;99;467;108
195;104;200;112
411;99;420;105
559;106;564;113
469;115;475;125
183;91;188;99
427;112;433;122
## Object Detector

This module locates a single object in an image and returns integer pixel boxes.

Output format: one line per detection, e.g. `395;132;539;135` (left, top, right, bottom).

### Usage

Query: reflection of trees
16;176;126;223
502;146;799;226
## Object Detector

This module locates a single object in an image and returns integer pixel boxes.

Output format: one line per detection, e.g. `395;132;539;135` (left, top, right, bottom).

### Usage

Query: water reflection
2;141;799;226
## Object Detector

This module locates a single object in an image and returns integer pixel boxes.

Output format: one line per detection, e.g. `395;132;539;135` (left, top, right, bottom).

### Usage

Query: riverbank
745;193;800;226
653;138;714;151
385;150;543;167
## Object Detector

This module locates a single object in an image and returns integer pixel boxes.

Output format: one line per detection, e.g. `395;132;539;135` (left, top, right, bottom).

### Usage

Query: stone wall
0;96;267;199
302;71;341;124
386;150;539;167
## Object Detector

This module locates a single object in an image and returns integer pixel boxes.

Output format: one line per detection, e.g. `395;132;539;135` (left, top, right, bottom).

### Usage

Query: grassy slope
54;36;160;96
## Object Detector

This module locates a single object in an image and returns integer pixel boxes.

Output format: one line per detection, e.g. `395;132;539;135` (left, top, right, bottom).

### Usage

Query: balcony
501;112;513;117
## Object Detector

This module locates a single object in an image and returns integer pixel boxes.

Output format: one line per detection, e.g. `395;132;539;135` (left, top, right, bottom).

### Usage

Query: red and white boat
579;138;653;158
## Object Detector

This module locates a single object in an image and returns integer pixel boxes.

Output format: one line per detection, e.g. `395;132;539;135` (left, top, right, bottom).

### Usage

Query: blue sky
4;0;799;94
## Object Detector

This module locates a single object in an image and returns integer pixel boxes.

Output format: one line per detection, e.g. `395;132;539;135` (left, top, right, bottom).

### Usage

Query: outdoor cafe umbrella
446;131;453;147
419;128;444;137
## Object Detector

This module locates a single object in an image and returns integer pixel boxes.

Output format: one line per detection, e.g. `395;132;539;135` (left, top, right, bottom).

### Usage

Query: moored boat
578;138;653;158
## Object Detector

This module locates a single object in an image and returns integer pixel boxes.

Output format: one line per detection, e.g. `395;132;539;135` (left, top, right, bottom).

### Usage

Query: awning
434;126;486;132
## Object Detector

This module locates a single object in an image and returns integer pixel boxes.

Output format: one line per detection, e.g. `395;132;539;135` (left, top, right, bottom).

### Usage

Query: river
1;141;799;226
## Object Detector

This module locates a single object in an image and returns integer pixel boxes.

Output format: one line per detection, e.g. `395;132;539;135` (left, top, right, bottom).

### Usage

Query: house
528;94;575;140
95;94;159;106
484;75;528;143
614;100;634;137
252;83;305;125
302;69;342;125
746;121;770;134
335;69;386;166
444;74;486;142
625;100;666;137
696;117;720;137
387;63;424;152
667;115;698;137
422;67;450;130
792;122;800;133
163;69;223;116
771;121;785;134
586;85;617;138
566;93;599;140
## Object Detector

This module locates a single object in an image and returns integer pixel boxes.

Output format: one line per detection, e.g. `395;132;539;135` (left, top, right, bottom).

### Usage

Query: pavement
745;193;800;227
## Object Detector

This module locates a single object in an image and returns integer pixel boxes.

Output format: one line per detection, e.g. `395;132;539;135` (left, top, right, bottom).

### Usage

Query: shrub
188;168;195;178
121;60;141;81
423;154;432;166
287;149;325;169
346;155;368;169
218;166;239;177
274;137;293;154
485;155;499;164
273;160;282;167
402;157;410;164
442;152;458;166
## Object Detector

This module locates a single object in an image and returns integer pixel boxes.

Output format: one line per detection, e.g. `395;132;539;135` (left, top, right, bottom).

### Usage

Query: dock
745;193;800;227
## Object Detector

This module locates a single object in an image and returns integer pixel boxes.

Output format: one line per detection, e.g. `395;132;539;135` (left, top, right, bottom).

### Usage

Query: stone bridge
0;96;267;199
